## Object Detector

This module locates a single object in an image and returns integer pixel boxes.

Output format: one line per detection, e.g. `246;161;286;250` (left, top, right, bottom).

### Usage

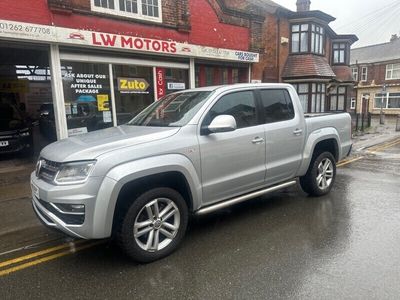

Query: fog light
51;203;85;215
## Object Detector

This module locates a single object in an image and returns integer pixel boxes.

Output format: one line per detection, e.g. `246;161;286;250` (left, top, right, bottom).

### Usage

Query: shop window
61;62;113;136
91;0;161;22
113;64;153;125
165;68;188;95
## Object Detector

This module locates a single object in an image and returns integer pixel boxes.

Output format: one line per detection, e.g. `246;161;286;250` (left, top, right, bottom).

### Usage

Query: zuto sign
118;77;149;94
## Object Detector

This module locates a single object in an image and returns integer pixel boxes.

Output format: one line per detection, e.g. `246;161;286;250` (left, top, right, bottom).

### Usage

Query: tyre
299;151;336;196
117;187;188;263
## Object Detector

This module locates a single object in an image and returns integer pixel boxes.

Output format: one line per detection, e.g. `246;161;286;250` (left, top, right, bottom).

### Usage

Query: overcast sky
273;0;400;48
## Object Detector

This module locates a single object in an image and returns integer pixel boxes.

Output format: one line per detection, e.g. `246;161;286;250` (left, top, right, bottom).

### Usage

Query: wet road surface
0;140;399;299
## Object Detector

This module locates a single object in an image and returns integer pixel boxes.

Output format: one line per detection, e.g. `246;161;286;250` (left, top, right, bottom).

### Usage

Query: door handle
293;128;303;135
252;137;264;144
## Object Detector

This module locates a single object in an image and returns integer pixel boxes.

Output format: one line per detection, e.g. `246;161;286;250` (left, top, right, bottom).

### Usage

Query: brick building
0;0;357;152
350;36;400;126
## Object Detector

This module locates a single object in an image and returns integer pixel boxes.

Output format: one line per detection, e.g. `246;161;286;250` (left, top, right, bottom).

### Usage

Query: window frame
329;86;347;111
374;92;400;109
352;67;358;81
350;97;356;109
332;42;348;65
91;0;162;23
258;89;295;124
290;23;325;55
201;90;261;131
385;63;400;80
361;66;368;81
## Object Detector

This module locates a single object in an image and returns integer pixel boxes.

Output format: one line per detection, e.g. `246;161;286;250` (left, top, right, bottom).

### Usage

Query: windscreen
128;91;212;127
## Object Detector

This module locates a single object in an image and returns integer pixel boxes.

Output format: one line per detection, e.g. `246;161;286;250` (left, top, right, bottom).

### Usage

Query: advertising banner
0;19;259;63
155;68;166;100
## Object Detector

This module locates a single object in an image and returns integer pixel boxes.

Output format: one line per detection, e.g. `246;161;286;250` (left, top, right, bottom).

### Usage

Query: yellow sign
118;77;149;94
97;94;110;111
0;79;29;93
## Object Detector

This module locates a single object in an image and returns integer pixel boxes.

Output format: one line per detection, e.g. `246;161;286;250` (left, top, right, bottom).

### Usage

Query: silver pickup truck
31;83;352;262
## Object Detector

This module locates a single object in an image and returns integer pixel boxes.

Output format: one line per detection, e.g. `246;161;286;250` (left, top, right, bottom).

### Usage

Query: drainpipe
276;14;281;82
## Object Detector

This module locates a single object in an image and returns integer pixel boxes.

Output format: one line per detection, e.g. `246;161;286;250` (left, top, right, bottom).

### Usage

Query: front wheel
117;187;188;263
299;151;336;196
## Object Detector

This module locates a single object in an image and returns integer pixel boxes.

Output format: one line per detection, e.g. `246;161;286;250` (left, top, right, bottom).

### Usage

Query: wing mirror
206;114;237;134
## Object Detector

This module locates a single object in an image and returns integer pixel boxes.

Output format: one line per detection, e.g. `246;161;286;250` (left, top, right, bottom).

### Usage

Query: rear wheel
117;187;188;263
300;151;336;196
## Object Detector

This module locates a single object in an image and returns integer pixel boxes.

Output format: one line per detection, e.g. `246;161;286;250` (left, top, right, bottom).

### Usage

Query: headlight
54;160;96;185
20;130;30;137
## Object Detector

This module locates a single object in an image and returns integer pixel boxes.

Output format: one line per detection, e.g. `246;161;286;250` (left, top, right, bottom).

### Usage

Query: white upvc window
386;63;400;80
91;0;162;22
361;66;368;81
351;67;358;81
350;97;356;109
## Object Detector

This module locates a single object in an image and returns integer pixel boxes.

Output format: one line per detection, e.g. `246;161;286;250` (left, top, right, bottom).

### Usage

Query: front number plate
31;182;39;199
0;141;9;147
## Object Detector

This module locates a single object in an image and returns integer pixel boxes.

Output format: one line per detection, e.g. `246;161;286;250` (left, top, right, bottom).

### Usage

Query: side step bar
195;180;297;216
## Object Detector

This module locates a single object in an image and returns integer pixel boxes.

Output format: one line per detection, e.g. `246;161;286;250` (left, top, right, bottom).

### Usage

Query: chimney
296;0;311;12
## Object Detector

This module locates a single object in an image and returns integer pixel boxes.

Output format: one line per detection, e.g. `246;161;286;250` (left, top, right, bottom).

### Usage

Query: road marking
337;156;364;167
338;138;400;167
367;139;400;154
0;241;104;276
0;240;86;268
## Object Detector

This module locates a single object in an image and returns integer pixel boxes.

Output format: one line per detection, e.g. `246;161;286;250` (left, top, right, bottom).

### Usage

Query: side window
260;89;294;123
204;91;257;129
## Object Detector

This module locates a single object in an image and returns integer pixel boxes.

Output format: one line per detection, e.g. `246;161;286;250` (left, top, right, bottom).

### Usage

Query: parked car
0;103;34;156
31;84;352;262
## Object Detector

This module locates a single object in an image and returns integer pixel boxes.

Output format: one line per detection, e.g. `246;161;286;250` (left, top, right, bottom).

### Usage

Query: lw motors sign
0;19;259;63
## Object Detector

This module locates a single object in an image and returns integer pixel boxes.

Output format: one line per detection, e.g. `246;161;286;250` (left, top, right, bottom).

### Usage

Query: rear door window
260;89;294;123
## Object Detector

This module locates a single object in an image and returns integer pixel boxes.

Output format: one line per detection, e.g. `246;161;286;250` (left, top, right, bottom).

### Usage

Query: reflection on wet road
0;142;399;299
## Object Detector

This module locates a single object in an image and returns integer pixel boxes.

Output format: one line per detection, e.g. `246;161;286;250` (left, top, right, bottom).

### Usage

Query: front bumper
30;172;116;239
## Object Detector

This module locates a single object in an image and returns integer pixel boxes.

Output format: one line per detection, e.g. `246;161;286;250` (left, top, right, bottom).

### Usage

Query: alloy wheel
316;158;334;190
133;198;180;252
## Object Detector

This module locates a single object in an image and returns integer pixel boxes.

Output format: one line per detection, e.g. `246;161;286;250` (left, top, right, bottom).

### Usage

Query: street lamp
380;83;386;125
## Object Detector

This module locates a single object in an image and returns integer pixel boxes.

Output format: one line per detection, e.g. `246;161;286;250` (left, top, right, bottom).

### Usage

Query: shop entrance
0;42;53;161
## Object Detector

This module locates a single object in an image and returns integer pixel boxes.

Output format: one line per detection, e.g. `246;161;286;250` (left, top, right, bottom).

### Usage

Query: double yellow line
0;239;104;276
337;138;400;167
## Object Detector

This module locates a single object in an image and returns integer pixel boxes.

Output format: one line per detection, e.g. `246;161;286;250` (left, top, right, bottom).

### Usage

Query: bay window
291;23;325;55
292;82;326;113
